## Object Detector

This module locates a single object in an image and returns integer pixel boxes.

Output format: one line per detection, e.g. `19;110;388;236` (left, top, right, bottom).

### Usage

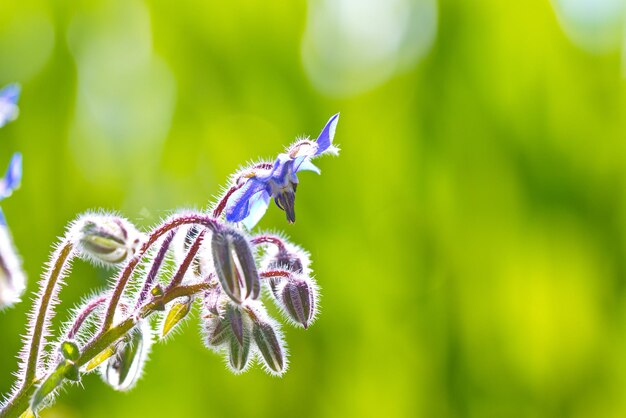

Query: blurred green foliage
1;0;626;417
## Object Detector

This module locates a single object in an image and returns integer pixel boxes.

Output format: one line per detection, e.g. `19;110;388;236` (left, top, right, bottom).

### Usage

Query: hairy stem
250;235;287;252
24;241;74;384
165;229;206;291
67;296;107;340
134;231;175;309
260;270;292;279
101;214;220;332
212;185;240;218
0;281;214;418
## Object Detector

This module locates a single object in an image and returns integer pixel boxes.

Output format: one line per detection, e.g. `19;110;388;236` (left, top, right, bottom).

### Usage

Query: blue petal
296;158;321;174
0;84;20;104
225;179;269;223
0;207;6;226
0;153;22;200
241;190;271;229
258;154;293;185
314;113;339;156
0;84;20;128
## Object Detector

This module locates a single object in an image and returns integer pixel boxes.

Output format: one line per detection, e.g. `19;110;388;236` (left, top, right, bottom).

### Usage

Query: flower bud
226;303;244;346
75;215;143;265
0;224;26;309
211;228;260;303
266;250;305;274
64;362;81;382
204;315;230;348
203;286;222;316
103;322;151;391
262;244;310;299
228;333;251;372
60;341;80;362
253;319;286;375
161;297;192;338
281;277;318;329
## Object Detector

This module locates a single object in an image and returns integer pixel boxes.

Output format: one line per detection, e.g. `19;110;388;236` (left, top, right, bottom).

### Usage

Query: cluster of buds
0;114;339;417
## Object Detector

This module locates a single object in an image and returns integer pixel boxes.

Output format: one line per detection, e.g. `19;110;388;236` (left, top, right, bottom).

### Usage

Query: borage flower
224;113;340;229
0;84;20;128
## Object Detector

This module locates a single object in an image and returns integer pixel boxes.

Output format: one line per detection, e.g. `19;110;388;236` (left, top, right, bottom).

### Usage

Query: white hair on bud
68;210;145;268
245;300;289;377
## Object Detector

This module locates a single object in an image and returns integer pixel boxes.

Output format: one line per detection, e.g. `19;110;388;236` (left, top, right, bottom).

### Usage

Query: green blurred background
2;0;626;417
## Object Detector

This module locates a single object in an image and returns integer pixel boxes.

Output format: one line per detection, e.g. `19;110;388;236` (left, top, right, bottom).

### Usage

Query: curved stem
250;235;287;252
260;269;292;279
0;281;214;418
165;229;206;291
101;214;220;332
24;241;74;384
212;185;240;218
67;296;107;340
135;231;175;309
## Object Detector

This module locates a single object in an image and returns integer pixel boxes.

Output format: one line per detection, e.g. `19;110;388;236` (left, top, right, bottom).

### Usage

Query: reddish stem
212;185;241;218
101;214;221;332
165;229;207;291
67;296;107;339
260;270;292;279
250;235;287;252
135;231;176;309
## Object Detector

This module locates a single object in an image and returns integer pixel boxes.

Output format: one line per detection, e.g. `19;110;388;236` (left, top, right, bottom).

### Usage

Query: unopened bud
103;322;151;391
60;341;80;362
205;316;230;347
228;332;251;372
162;297;192;338
253;320;286;375
203;286;222;316
64;361;80;382
211;228;260;303
281;277;318;329
205;316;231;349
263;245;309;300
267;250;304;274
75;215;143;265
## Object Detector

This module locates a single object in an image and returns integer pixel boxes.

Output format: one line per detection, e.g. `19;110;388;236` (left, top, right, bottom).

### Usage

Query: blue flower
225;113;340;229
0;152;22;226
0;84;20;128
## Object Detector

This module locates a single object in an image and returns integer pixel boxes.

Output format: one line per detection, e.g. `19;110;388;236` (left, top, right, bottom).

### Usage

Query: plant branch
101;214;220;332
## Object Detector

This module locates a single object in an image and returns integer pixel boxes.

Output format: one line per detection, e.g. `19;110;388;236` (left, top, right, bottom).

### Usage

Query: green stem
0;281;213;418
24;241;74;384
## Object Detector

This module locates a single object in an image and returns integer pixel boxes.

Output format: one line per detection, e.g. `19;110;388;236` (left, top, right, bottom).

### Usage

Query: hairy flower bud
253;318;286;375
60;341;80;362
74;215;143;265
211;227;260;303
204;315;230;348
281;277;318;329
103;322;151;391
228;332;251;372
261;242;310;299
